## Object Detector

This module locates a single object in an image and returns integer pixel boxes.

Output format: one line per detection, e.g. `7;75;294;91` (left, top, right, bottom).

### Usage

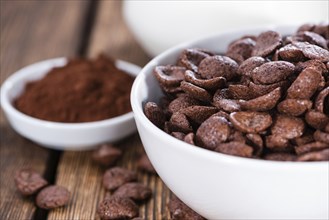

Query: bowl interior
133;25;298;120
2;58;141;127
132;24;328;167
1;57;141;149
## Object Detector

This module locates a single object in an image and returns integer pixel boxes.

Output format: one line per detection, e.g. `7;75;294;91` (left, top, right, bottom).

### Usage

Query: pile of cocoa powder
14;55;134;123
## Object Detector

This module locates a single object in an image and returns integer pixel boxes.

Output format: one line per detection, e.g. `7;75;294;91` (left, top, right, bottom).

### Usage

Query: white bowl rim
1;57;141;130
131;24;328;168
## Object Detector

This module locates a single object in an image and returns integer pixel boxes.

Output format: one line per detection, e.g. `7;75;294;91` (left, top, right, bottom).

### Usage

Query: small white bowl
131;25;329;219
1;57;141;150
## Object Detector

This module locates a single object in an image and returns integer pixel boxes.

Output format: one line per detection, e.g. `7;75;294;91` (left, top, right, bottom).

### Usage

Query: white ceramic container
131;25;329;219
123;1;328;56
1;58;141;150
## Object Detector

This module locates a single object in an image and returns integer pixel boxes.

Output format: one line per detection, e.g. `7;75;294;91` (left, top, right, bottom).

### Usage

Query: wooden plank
46;149;106;220
47;134;135;220
0;1;88;84
0;1;89;219
87;0;150;66
48;1;172;219
50;134;171;220
0;125;49;220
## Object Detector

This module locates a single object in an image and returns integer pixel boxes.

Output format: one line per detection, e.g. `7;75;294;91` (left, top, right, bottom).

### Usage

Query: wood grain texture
47;149;106;220
87;0;150;66
49;1;171;219
0;125;49;220
0;1;89;219
49;134;171;220
0;0;89;84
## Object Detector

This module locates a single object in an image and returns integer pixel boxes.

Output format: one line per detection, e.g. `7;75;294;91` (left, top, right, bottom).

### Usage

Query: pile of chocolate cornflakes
145;23;329;162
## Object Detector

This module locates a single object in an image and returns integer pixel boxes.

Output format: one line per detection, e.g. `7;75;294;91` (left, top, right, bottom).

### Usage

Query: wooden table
0;1;172;219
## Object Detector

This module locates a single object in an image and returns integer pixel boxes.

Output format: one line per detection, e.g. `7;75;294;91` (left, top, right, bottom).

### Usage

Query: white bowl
1;57;141;150
131;25;329;219
123;1;328;56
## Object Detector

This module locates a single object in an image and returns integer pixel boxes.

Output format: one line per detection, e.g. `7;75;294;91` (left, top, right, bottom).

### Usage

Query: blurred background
1;0;328;83
124;0;329;56
2;0;328;88
0;0;150;86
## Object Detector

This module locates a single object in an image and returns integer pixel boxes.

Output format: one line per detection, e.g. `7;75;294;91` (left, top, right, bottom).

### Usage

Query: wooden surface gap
77;0;99;56
44;150;63;184
33;150;62;220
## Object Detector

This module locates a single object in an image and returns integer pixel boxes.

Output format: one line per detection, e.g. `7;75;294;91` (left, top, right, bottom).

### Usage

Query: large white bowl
131;25;329;219
1;58;141;150
123;1;328;56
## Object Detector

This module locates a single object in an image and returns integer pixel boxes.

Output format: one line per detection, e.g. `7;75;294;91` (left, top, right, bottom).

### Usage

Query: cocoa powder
14;55;134;122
